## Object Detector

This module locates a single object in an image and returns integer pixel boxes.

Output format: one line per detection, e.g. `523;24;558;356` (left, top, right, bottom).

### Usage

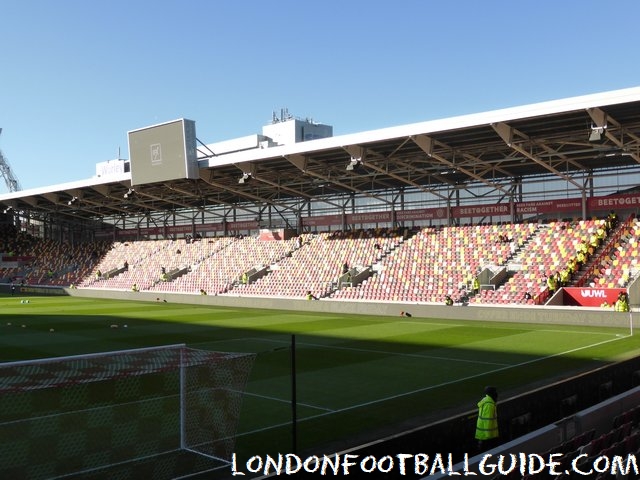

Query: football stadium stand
0;217;639;308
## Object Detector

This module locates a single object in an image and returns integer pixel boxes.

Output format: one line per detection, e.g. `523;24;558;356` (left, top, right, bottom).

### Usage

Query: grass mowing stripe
398;321;463;327
253;336;510;367
459;329;621;357
537;328;626;336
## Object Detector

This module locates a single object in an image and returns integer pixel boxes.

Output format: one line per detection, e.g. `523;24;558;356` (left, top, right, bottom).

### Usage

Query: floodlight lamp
124;188;136;199
589;125;606;143
238;173;252;184
346;157;363;172
68;196;79;206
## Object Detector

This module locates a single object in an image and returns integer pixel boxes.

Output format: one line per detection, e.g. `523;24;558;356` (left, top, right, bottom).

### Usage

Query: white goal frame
0;344;255;480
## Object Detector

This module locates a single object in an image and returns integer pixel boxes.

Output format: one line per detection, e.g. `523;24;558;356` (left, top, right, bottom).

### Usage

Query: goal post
0;344;256;480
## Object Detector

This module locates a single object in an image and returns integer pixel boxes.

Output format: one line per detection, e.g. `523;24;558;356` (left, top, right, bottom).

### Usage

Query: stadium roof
2;86;640;224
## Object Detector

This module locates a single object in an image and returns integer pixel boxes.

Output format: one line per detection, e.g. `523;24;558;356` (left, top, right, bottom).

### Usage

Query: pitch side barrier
0;283;67;296
66;287;634;329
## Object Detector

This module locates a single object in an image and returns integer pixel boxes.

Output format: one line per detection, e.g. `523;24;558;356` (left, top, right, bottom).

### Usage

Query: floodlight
346;157;363;172
238;173;252;184
589;126;606;143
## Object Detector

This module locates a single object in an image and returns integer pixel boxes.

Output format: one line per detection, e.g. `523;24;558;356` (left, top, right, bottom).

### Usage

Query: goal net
0;344;256;479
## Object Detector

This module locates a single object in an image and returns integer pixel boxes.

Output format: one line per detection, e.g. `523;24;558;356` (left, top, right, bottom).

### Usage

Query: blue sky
1;0;639;191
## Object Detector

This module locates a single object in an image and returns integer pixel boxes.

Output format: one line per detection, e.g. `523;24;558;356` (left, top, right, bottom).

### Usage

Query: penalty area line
242;390;334;413
236;333;630;439
311;333;632;416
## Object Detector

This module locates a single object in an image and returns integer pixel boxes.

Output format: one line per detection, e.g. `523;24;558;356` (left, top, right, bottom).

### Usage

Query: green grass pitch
1;295;640;478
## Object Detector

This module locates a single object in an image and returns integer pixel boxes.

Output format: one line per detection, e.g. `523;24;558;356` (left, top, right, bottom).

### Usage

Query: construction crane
0;128;22;192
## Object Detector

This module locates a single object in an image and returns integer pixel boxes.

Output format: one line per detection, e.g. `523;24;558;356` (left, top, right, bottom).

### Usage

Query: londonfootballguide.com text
231;452;639;477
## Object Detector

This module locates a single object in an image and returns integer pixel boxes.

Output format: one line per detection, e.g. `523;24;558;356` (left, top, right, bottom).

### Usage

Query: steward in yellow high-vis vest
615;292;629;312
475;386;499;448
